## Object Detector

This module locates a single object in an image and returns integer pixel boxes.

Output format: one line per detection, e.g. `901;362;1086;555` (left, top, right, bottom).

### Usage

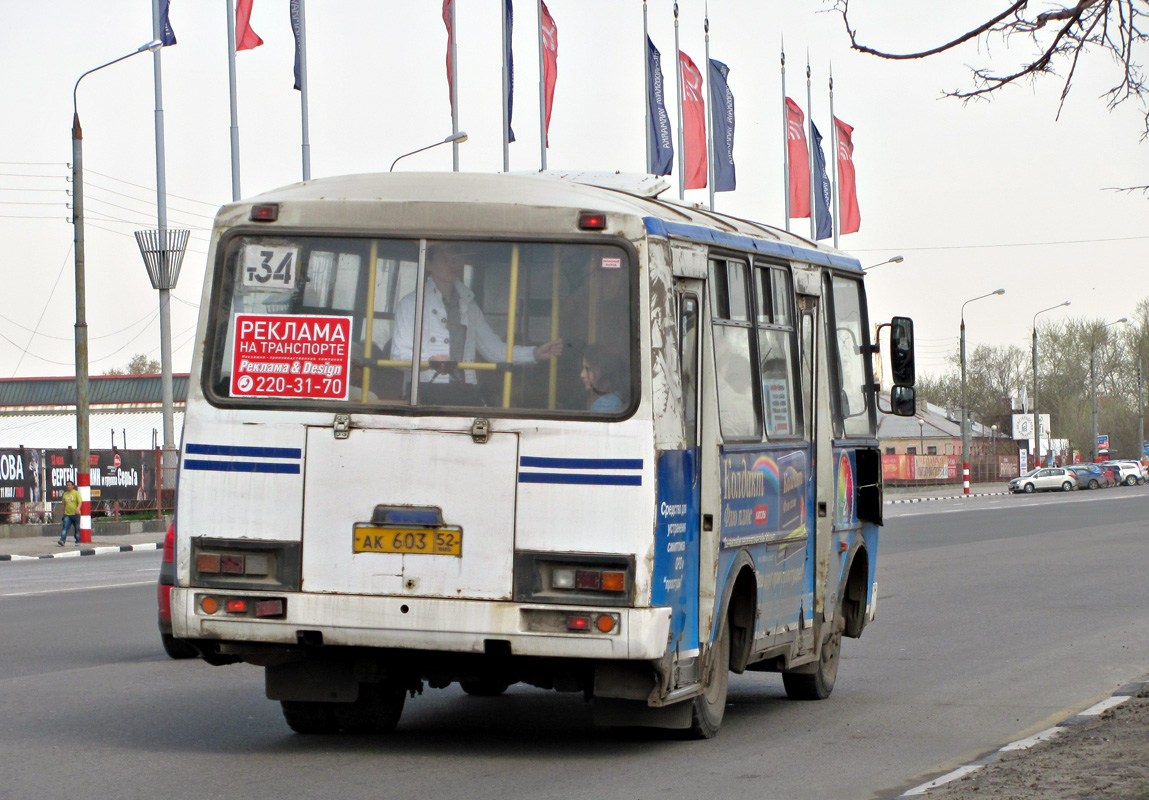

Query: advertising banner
0;449;44;503
44;450;157;503
230;313;352;400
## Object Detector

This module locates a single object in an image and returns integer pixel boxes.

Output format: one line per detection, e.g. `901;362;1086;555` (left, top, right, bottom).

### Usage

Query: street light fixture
1032;301;1070;468
960;288;1006;494
71;39;163;544
863;255;904;272
389;131;469;172
918;417;924;456
1091;317;1128;462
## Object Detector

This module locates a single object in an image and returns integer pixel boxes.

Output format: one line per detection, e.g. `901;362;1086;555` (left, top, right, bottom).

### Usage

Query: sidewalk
885;482;1012;504
0;518;169;561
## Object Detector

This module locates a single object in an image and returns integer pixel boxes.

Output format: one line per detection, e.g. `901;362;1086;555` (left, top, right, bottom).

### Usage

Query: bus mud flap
593;697;693;730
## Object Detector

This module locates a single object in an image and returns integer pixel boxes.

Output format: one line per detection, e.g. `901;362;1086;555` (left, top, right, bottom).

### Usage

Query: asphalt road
1;486;1146;800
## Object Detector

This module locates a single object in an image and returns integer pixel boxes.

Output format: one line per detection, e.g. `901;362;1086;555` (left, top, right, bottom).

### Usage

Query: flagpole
502;0;511;172
536;0;547;171
297;0;310;181
644;2;652;174
674;2;684;200
705;8;714;212
781;41;789;231
829;64;839;248
806;57;815;241
450;1;460;172
226;0;241;201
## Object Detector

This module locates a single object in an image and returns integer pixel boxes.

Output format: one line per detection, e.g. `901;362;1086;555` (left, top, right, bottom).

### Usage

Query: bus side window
709;258;761;441
754;266;801;439
680;293;699;447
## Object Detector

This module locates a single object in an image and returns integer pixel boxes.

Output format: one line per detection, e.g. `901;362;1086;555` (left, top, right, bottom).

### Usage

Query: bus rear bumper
171;588;672;661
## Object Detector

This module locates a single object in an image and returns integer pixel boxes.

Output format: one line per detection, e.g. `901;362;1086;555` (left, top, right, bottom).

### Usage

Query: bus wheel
335;682;406;734
688;620;730;739
460;678;511;697
280;701;340;735
783;628;841;701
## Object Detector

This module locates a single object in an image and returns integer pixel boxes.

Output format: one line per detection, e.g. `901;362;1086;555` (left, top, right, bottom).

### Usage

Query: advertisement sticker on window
230;313;351;400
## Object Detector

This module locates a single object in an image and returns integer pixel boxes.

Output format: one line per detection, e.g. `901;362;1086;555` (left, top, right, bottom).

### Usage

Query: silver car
1009;467;1077;494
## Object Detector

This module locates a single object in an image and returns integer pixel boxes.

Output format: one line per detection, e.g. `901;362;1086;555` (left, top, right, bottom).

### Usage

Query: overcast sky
1;0;1145;382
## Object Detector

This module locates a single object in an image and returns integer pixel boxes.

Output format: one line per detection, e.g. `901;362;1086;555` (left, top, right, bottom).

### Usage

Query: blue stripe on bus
183;459;301;474
186;443;302;460
519;456;643;471
518;472;642;486
643;217;864;272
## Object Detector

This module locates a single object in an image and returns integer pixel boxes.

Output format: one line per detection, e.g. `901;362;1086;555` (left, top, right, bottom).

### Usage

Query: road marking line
1079;696;1129;715
902;764;984;796
0;580;154;598
1000;726;1066;751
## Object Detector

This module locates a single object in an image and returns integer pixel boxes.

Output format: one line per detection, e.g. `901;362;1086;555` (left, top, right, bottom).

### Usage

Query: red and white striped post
963;462;970;495
78;471;92;544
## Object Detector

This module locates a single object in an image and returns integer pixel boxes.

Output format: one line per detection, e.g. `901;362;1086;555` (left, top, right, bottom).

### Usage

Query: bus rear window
206;236;635;417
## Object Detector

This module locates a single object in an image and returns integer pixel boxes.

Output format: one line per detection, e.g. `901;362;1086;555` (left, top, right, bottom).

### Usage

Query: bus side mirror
891;385;916;417
890;316;915;387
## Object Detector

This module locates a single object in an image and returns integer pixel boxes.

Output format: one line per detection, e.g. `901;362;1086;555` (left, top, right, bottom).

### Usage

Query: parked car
1009;467;1077;494
1096;463;1120;486
158;522;198;660
1103;461;1145;486
1067;464;1109;490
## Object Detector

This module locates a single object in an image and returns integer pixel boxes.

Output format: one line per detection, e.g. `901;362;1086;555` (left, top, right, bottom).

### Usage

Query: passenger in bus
390;243;563;403
579;345;627;413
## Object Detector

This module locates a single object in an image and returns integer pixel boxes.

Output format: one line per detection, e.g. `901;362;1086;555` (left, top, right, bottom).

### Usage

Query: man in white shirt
390;243;562;403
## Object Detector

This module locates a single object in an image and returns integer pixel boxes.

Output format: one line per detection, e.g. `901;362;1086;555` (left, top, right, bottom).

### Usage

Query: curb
0;542;162;562
886;491;1010;505
896;677;1149;797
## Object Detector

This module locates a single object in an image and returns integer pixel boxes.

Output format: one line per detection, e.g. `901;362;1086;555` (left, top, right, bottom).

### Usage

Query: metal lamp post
71;39;163;543
390;132;468;172
1032;301;1070;468
960;289;1005;494
918;417;924;455
1091;317;1128;462
863;255;905;272
991;423;998;477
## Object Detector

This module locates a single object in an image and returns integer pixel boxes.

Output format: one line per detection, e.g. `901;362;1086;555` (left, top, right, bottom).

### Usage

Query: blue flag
810;120;833;240
291;0;303;90
708;59;736;192
505;0;516;143
160;0;177;46
646;37;674;176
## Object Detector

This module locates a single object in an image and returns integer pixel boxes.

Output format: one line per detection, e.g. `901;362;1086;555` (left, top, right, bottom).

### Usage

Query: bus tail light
190;538;301;592
198;594;286;619
514;552;634;606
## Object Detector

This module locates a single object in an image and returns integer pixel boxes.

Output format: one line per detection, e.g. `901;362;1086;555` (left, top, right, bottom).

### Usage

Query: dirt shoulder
920;682;1149;799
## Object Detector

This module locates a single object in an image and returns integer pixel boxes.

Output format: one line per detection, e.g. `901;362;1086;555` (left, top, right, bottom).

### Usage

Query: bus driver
390;242;563;404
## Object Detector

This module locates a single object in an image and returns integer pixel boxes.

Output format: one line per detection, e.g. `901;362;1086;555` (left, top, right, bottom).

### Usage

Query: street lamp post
863;255;904;272
960;289;1006;494
389;131;469;172
71;39;163;544
1032;301;1070;468
918;417;924;455
1091;317;1128;462
991;423;998;477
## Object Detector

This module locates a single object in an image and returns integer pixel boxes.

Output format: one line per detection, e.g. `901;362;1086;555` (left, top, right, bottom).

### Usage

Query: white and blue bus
171;171;916;738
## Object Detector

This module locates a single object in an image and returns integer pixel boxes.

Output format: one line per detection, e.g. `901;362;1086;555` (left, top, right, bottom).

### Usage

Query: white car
1104;461;1146;486
1009;467;1077;494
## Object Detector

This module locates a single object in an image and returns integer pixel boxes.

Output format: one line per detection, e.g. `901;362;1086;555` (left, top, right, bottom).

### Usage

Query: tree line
915;298;1149;460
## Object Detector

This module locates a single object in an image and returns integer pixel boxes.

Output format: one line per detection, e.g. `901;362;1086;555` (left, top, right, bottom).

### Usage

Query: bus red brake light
578;212;607;230
250;204;279;221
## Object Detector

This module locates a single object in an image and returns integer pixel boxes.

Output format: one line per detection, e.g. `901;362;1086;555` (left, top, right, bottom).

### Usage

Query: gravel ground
920;683;1149;799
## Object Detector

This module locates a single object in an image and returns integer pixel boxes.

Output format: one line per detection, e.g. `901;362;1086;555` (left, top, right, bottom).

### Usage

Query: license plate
353;526;463;557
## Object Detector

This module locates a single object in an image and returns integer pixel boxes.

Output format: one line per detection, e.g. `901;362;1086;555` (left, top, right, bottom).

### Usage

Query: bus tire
460;678;511;697
783;628;841;701
160;632;198;660
688;619;730;739
335;682;406;734
280;701;341;735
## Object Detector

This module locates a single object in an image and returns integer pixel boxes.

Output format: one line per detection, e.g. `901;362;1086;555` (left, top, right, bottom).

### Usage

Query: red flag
540;1;558;146
785;97;809;218
679;50;707;190
834;116;861;234
236;0;263;51
443;0;455;113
